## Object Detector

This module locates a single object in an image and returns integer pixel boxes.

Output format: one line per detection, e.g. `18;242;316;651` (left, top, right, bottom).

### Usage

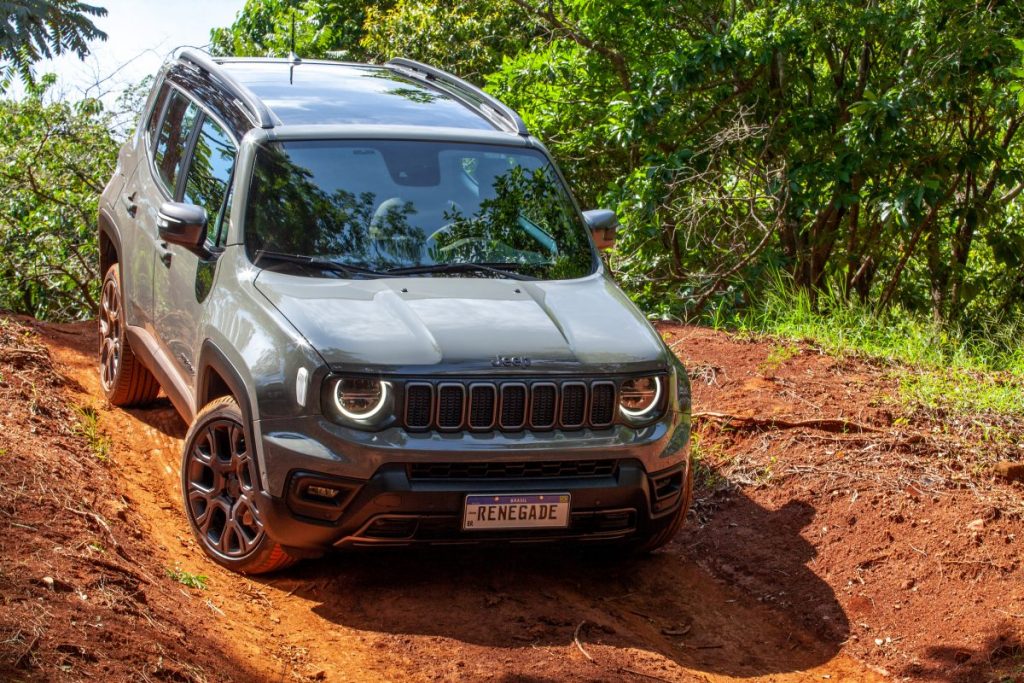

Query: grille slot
468;384;497;430
560;382;587;429
436;384;465;430
409;460;618;480
590;381;616;427
530;383;557;429
405;383;433;429
499;383;527;429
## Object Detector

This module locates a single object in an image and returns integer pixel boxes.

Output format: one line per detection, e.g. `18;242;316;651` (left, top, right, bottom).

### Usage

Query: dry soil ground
1;315;1022;682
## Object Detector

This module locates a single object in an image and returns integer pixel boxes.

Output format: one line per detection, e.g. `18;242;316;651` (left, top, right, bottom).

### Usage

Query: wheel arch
197;340;252;420
196;340;267;491
98;209;121;281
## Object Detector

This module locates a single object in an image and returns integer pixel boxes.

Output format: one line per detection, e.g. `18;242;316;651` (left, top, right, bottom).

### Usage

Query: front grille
405;384;433;429
436;384;465;430
500;384;527;429
560;382;587;428
468;384;496;429
590;382;615;427
408;460;618;480
530;383;557;429
403;379;622;432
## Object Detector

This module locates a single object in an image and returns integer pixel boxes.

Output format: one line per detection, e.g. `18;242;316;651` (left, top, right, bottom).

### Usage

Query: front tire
98;264;161;406
181;396;298;574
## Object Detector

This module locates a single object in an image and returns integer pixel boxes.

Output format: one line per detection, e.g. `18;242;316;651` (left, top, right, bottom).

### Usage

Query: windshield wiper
384;262;537;281
254;250;386;279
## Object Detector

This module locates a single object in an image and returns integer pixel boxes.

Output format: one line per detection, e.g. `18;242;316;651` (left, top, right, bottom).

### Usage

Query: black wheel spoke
184;415;265;560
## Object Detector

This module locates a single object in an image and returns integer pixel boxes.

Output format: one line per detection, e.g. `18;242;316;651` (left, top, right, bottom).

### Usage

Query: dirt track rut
39;321;881;682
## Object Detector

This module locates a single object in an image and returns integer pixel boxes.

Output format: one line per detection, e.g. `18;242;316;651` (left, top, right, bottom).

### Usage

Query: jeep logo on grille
492;355;531;368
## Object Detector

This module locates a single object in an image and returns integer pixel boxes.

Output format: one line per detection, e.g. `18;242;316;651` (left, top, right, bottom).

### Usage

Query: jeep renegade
97;49;692;573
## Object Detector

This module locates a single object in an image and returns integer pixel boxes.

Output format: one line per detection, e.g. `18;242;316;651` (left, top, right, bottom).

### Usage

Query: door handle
158;242;172;268
122;192;138;218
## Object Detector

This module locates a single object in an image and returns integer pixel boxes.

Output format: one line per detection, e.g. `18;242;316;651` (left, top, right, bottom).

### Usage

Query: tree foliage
0;0;107;91
0;76;117;319
210;0;389;61
212;0;1024;328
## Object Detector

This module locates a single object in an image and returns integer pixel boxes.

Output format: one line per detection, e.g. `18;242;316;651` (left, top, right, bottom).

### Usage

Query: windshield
243;140;595;279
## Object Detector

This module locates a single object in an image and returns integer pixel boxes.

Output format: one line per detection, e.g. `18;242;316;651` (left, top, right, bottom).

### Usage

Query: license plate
463;493;571;531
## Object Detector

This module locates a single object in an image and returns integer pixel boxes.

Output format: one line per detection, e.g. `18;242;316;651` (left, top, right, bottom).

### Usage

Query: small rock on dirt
36;576;73;592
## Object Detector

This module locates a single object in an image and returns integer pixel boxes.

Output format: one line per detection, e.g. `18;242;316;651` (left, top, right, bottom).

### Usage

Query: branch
693;411;880;434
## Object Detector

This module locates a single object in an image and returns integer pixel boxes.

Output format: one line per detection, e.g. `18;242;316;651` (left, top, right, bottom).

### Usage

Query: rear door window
153;89;201;197
183;117;236;246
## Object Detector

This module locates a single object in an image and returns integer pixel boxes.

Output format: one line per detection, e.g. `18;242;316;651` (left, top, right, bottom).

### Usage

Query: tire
98;264;161;406
634;462;694;554
181;396;299;574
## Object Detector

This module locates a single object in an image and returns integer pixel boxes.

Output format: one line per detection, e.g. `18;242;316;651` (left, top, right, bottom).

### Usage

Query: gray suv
97;49;692;573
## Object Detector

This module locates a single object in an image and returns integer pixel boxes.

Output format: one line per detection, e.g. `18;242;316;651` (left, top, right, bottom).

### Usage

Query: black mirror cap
158;201;208;250
583;209;618;250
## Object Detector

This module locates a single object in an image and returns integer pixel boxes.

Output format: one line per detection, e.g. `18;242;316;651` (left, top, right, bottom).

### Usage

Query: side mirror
583;209;618;250
158;202;208;250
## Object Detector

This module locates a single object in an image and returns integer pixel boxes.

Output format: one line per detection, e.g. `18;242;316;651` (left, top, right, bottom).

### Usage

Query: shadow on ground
256;495;848;679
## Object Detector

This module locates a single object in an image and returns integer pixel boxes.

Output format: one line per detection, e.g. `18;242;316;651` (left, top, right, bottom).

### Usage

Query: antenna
288;9;300;84
288;11;299;62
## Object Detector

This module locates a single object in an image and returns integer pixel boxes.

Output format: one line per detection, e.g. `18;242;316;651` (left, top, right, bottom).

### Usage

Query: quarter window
143;84;169;150
153;90;201;196
183;117;236;246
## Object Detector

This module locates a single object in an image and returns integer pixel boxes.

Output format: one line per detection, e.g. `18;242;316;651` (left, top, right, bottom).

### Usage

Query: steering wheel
370;197;408;236
425;202;490;254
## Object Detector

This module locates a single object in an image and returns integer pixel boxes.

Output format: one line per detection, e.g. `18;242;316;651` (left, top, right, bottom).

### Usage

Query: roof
217;59;498;131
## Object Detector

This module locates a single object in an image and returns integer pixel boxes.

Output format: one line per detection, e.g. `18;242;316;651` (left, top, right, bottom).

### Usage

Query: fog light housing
287;473;359;522
307;485;341;501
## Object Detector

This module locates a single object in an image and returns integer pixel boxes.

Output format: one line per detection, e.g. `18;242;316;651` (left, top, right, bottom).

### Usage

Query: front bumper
255;412;691;498
255;458;689;552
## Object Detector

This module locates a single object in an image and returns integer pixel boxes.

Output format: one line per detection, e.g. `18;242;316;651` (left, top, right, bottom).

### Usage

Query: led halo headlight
333;377;391;422
619;376;663;421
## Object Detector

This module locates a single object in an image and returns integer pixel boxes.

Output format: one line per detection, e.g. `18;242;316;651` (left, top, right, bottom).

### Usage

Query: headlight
619;376;663;421
323;376;394;428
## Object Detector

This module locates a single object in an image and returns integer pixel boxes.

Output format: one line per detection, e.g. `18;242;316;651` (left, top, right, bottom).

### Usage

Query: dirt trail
29;319;884;682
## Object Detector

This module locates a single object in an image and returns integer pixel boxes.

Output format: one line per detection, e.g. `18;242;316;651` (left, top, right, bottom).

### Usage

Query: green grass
73;405;112;462
709;274;1024;417
165;566;208;590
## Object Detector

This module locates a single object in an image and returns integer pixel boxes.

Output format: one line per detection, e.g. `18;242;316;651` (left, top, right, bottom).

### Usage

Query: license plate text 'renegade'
463;493;571;530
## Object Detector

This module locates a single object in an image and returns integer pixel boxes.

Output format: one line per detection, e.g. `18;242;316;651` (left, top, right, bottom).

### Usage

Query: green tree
0;0;107;90
0;76;118;319
209;0;1024;327
210;0;391;61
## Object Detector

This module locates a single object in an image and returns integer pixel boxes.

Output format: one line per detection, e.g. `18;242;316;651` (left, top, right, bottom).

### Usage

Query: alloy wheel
98;276;122;392
184;418;265;558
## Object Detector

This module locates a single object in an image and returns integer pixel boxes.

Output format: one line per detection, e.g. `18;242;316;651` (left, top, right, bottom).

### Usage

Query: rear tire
634;462;694;553
182;396;299;574
98;265;161;406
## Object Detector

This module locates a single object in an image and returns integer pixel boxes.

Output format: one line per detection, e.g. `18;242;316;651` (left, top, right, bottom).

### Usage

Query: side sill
125;325;196;423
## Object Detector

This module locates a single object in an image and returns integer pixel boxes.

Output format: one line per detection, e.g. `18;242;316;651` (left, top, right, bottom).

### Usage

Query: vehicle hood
253;272;668;372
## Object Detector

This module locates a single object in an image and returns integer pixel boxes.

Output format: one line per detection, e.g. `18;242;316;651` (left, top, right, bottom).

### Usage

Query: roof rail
386;58;529;137
177;48;276;129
